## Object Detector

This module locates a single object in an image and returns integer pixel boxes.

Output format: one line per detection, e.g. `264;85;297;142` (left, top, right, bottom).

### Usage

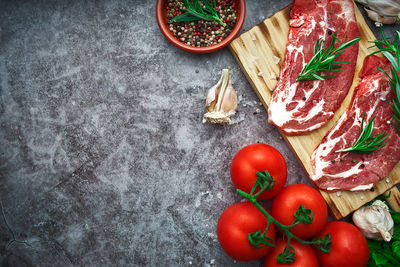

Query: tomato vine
237;171;331;264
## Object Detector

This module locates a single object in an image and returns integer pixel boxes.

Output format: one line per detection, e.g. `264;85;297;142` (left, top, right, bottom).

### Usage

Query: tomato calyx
237;173;332;264
277;244;296;264
250;171;277;198
312;233;331;253
292;204;314;228
248;229;275;249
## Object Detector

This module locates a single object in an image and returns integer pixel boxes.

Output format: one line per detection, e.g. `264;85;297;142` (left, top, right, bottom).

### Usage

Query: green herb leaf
336;112;389;154
373;251;389;266
202;0;214;12
369;28;400;134
367;239;382;251
393;226;400;241
382;248;399;263
169;12;201;22
297;32;360;81
168;0;226;26
393;241;400;259
392;211;400;225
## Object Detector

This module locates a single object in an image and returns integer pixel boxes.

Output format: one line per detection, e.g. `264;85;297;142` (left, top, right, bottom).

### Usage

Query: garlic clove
220;78;238;114
356;0;400;24
371;200;390;211
356;0;368;4
205;75;223;112
367;0;400;17
376;225;393;242
352;200;394;242
365;8;398;24
204;69;238;125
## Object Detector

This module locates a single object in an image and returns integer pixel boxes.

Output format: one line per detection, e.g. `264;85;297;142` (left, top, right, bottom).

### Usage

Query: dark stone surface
0;0;397;266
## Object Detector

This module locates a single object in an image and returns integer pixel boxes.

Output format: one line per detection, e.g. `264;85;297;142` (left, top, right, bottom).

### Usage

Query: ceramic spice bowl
156;0;246;53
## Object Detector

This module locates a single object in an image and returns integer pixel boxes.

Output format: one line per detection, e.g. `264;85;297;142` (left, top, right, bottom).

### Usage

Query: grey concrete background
0;0;397;266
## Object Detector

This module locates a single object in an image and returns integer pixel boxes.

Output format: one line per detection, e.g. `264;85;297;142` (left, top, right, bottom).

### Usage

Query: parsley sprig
169;0;226;27
297;32;360;81
369;28;400;133
336;112;389;154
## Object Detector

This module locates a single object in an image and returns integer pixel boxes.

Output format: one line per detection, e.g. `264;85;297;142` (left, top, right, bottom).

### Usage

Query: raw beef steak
311;55;400;191
268;0;359;135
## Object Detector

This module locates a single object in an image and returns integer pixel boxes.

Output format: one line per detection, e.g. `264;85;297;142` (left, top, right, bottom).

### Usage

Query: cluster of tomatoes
217;144;370;266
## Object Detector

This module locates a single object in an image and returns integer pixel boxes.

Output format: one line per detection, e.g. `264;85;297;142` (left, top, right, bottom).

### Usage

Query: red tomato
271;184;327;239
217;202;276;262
313;221;369;267
230;144;287;200
264;238;319;267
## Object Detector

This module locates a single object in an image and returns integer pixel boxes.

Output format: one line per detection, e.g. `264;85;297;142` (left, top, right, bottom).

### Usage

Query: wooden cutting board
229;4;400;219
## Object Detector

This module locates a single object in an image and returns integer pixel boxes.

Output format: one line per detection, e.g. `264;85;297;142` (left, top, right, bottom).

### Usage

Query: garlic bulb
352;200;394;242
356;0;400;24
204;69;238;125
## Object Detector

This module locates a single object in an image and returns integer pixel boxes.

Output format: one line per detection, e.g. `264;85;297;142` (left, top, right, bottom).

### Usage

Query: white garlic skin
204;69;238;125
365;8;398;24
205;79;221;112
220;78;238;114
352;200;394;242
356;0;400;24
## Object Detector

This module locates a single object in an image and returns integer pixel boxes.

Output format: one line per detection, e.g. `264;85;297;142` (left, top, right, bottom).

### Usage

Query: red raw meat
268;0;359;135
311;55;400;191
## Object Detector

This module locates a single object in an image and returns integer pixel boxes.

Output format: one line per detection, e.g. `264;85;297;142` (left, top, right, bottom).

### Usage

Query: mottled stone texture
0;0;396;266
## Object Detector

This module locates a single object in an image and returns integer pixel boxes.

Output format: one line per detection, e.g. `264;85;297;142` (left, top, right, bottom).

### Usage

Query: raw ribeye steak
268;0;359;135
311;55;400;191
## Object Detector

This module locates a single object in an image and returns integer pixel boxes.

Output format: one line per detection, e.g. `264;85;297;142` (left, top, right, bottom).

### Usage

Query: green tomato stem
237;189;322;247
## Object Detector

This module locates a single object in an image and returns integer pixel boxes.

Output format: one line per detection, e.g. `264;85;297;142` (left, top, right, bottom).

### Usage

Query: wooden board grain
229;4;400;219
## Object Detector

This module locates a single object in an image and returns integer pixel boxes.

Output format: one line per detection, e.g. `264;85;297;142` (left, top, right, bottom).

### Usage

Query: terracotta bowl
156;0;246;53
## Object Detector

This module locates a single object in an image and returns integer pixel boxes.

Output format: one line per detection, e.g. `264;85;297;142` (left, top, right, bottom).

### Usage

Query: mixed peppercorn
166;0;238;47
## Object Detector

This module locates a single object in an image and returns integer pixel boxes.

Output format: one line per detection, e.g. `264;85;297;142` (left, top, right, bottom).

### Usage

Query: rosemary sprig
336;112;389;153
297;32;360;81
169;0;226;27
369;28;400;133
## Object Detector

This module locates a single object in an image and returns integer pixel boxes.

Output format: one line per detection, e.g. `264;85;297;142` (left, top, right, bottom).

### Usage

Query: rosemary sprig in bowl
297;32;361;81
369;28;400;133
169;0;226;27
336;113;389;153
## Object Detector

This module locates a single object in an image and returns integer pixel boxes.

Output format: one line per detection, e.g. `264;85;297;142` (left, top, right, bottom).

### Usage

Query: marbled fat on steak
311;55;400;191
268;0;359;135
